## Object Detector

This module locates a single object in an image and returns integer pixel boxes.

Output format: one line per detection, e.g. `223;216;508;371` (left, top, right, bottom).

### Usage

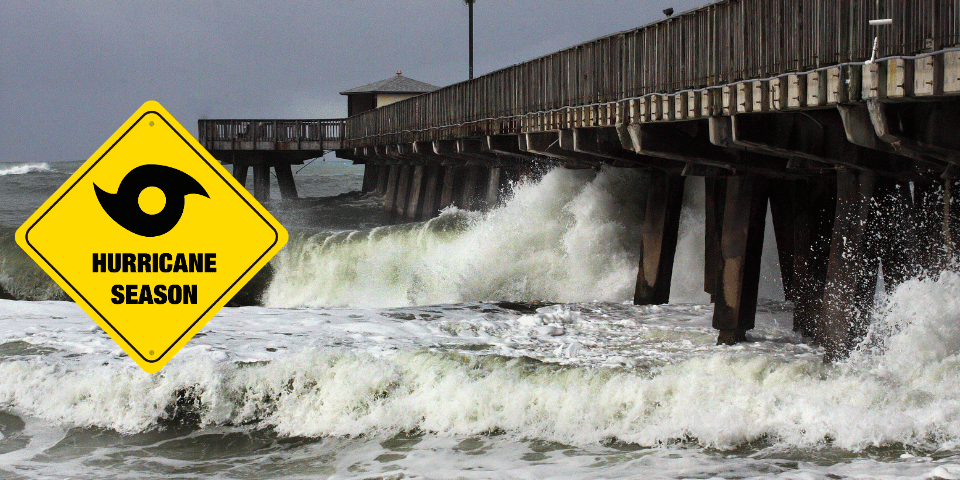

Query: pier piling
275;163;298;199
395;165;413;219
820;169;877;360
790;178;836;339
712;175;768;345
253;165;270;201
419;165;443;220
634;171;685;305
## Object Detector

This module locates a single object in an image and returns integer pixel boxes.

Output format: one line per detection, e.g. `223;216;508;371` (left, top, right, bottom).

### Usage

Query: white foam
268;167;657;308
3;283;960;454
2;273;960;478
0;163;50;176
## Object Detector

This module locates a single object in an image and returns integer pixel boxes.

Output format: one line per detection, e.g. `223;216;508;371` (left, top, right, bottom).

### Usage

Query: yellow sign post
16;101;287;372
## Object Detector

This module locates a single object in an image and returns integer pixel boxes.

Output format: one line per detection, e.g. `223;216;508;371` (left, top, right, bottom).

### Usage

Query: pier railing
344;0;959;147
199;118;345;152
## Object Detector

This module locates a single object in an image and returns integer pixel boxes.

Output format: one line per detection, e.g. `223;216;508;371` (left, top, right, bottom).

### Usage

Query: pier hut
340;72;439;116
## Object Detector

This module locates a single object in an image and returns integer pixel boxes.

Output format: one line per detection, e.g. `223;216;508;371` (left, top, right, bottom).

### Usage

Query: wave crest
5;342;960;452
0;163;51;176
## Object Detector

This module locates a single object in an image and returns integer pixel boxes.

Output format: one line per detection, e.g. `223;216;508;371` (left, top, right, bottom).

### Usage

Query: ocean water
1;159;960;479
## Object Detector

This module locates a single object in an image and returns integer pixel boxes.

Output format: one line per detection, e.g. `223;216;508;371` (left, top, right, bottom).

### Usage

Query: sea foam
1;271;960;452
268;167;676;308
0;163;51;176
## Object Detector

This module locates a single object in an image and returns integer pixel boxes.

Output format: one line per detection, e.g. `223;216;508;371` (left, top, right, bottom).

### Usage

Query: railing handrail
198;118;346;144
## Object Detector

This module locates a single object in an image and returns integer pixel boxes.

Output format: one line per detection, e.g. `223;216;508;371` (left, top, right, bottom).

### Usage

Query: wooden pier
198;119;345;200
199;0;960;360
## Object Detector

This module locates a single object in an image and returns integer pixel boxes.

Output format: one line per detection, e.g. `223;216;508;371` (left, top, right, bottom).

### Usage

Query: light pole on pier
464;0;476;79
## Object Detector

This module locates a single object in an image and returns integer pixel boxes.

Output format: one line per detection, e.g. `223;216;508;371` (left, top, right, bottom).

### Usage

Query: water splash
0;163;51;176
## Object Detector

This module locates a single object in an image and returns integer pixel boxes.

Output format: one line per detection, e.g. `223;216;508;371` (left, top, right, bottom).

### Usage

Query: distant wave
0;163;51;176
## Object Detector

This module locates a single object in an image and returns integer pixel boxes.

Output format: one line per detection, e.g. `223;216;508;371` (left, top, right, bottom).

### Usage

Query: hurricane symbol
94;164;208;237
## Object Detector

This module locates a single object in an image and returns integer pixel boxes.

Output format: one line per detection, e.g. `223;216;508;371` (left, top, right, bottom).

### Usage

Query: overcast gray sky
0;0;705;163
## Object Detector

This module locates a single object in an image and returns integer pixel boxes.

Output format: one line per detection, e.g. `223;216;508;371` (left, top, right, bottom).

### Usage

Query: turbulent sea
1;159;960;479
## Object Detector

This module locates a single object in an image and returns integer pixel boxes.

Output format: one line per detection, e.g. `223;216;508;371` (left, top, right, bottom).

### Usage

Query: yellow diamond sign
15;101;288;372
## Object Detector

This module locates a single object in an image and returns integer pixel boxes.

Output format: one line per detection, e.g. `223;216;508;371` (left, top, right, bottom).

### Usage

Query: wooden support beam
838;104;940;170
275;163;298;200
709;115;832;175
713;175;768;345
456;138;499;162
485;135;534;161
625;122;743;174
634;171;685;305
819;175;916;361
409;141;430;154
432;140;470;164
865;99;960;167
820;168;878;361
252;164;271;202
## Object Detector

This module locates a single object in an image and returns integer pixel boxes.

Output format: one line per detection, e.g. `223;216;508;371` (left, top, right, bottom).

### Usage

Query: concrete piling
634;171;685;305
395;165;413;218
275;163;298;200
404;165;426;220
419;165;443;220
703;176;726;302
819;168;878;360
375;163;390;196
361;163;378;193
252;165;271;201
383;165;401;220
233;163;249;187
790;178;836;339
712;175;769;345
439;166;460;211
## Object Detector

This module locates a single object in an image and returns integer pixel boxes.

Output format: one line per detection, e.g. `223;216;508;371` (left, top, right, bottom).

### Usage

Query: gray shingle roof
339;74;440;95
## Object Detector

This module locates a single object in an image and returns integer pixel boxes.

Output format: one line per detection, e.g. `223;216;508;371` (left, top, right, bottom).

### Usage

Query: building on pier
340;72;439;117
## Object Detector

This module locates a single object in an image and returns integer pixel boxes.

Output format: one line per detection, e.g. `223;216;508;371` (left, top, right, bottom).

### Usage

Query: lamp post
465;0;476;79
